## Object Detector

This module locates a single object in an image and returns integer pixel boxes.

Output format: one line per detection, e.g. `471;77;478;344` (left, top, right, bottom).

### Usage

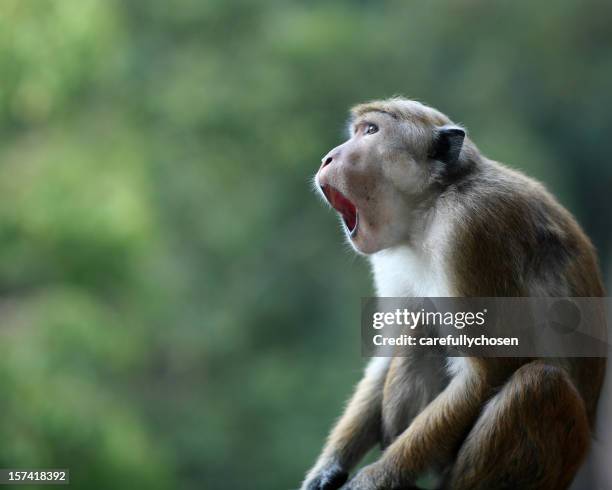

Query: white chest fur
369;244;452;297
370;244;461;380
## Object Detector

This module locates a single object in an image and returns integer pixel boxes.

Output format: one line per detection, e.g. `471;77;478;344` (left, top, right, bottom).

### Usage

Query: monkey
301;98;606;490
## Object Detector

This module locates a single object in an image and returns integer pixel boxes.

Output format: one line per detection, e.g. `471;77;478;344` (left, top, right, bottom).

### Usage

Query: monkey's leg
344;359;492;489
446;361;590;490
301;358;389;490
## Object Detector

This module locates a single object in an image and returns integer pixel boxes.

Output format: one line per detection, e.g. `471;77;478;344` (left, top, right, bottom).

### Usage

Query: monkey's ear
430;125;465;166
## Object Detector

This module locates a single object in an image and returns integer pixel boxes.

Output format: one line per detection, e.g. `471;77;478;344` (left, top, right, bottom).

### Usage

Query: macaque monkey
301;98;606;490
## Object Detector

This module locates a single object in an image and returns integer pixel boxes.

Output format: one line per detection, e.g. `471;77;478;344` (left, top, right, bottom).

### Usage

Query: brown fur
302;98;606;490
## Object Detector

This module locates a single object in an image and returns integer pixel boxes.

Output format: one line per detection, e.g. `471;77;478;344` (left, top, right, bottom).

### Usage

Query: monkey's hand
301;460;348;490
343;463;418;490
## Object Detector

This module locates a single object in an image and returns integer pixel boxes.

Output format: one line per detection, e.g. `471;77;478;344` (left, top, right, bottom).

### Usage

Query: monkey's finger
320;469;348;490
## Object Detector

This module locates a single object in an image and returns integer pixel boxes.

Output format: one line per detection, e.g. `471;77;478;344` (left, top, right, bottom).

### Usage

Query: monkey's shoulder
444;163;601;296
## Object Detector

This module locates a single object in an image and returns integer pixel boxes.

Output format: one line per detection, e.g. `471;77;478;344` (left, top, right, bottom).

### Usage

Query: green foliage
0;1;610;489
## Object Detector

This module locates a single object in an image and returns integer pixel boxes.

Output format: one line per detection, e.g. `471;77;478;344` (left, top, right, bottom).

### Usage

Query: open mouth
321;184;358;236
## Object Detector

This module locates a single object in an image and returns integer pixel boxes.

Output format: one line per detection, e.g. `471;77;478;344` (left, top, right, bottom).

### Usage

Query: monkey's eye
365;123;379;135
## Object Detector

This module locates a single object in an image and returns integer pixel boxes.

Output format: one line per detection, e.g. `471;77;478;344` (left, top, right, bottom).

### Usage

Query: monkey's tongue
322;185;358;233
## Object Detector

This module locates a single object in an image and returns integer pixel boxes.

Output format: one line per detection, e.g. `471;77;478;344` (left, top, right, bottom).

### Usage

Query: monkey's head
315;98;471;254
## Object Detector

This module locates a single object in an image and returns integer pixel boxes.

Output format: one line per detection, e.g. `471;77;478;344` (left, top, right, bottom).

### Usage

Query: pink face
315;111;433;254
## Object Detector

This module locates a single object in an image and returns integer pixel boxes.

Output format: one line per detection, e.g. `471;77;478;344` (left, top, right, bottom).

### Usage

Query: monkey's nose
320;155;333;170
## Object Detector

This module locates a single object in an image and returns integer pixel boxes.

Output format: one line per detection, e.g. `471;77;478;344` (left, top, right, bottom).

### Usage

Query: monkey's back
445;158;606;424
448;159;604;297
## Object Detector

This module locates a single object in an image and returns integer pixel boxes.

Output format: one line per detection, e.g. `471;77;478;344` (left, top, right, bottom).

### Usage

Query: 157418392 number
0;469;69;485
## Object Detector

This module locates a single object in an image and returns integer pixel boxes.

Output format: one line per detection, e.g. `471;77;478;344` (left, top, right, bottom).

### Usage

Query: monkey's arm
345;359;491;489
301;358;388;490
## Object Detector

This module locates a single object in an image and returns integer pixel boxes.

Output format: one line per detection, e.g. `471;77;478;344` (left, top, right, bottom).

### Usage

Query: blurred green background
1;1;611;489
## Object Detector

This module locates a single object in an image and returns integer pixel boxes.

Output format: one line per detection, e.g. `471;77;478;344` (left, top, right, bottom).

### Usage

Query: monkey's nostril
321;156;333;169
